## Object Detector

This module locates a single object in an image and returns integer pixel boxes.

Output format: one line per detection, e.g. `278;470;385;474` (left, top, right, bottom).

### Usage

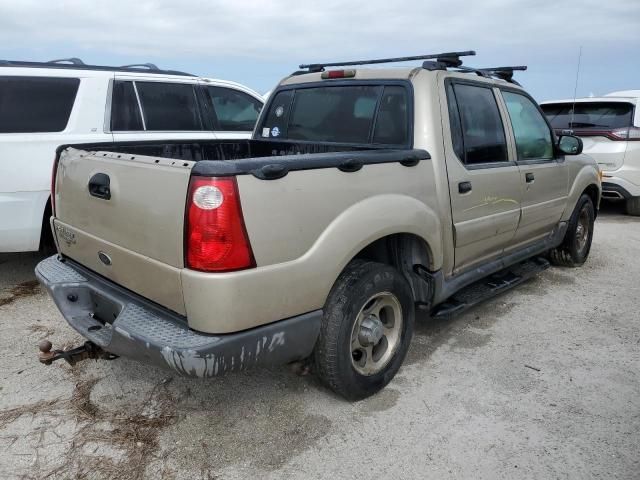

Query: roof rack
451;65;527;85
47;57;85;65
298;50;476;73
0;59;195;77
295;51;526;85
120;63;160;71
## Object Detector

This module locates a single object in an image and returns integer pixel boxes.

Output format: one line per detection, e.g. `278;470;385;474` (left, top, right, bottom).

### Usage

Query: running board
431;257;550;320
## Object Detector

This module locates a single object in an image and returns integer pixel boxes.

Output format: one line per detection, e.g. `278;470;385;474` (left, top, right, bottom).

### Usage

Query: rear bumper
601;182;633;200
35;255;322;377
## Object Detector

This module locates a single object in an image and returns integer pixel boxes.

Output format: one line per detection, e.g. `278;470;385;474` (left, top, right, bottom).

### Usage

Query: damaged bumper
35;255;322;377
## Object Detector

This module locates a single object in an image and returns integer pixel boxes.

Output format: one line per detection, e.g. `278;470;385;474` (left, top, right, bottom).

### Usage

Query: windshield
259;83;410;145
541;102;634;130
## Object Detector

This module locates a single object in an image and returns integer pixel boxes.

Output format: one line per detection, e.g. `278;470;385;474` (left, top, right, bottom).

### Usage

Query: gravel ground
0;203;638;480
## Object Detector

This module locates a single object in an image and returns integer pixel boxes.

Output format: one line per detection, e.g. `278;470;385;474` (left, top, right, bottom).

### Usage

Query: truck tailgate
53;148;194;314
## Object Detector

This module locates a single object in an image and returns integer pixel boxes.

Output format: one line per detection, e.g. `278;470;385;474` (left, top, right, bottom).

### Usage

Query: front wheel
549;194;595;267
313;260;414;401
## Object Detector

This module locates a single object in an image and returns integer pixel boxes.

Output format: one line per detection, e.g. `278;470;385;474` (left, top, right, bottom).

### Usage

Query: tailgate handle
88;173;111;200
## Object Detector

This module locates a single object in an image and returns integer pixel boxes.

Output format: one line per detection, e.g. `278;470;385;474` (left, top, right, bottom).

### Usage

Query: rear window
0;76;79;133
541;102;634;130
260;84;410;145
136;82;203;131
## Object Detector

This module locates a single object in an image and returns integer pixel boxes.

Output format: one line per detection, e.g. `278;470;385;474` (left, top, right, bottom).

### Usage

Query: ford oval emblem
98;251;112;266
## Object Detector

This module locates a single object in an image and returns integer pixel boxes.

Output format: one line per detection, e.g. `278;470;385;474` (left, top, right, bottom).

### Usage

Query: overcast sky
1;0;638;101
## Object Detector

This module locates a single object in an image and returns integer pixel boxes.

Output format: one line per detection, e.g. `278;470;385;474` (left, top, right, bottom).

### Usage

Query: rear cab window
541;102;634;130
258;82;411;146
0;76;79;133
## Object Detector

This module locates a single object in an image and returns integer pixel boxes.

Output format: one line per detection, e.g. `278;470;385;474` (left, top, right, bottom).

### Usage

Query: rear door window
136;82;203;131
260;84;409;145
541;102;634;130
0;77;79;133
111;80;144;131
447;83;509;165
206;86;262;131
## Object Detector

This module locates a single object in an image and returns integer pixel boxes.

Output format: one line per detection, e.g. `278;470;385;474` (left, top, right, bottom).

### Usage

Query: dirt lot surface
1;204;638;479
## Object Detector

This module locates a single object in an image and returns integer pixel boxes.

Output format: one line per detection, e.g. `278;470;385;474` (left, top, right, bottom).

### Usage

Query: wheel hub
349;292;403;376
358;315;385;346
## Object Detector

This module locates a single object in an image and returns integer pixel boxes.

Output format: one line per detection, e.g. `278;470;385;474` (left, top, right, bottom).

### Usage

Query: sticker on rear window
275;105;284;117
271;126;280;137
262;127;270;137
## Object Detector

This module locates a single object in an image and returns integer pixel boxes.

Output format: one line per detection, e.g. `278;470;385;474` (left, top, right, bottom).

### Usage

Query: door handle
525;172;535;183
88;173;111;200
458;181;472;194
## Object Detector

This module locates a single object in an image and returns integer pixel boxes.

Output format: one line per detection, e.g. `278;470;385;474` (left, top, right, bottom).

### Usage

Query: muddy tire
626;197;640;216
549;194;595;267
313;260;414;401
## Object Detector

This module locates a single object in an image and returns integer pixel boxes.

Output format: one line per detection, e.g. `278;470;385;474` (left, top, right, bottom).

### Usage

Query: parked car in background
0;58;263;252
541;91;640;215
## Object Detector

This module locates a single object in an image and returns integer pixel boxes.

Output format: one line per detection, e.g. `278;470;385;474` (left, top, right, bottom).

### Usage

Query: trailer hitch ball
38;339;56;365
37;339;118;366
39;339;53;353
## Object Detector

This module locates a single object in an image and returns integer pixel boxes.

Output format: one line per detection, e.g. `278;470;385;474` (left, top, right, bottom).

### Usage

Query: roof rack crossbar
121;63;160;71
47;57;85;65
299;50;476;72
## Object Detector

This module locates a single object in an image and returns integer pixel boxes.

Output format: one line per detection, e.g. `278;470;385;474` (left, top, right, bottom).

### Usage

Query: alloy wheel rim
350;292;403;376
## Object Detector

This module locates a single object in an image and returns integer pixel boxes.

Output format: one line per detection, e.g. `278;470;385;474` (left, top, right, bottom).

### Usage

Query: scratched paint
159;332;287;377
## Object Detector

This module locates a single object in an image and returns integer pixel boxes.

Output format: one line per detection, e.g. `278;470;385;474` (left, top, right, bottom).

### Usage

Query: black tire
313;260;414;401
549;194;595;267
626;197;640;216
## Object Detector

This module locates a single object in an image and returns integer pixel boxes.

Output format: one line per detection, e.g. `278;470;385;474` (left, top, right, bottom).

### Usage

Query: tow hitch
38;339;118;366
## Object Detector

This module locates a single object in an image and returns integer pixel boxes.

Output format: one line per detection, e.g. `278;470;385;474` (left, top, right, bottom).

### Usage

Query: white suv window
111;80;144;131
206;86;262;132
136;82;203;131
0;76;79;133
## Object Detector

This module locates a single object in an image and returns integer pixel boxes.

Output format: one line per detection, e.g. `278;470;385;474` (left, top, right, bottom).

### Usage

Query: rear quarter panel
182;161;442;333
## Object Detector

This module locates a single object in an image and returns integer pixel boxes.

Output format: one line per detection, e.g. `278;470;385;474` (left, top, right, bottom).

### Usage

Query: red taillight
51;155;59;215
321;69;356;79
561;127;640;141
185;176;255;272
609;127;640;141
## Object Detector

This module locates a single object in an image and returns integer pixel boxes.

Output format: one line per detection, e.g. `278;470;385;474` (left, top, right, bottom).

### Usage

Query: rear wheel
626;197;640;216
549;194;595;267
313;260;414;401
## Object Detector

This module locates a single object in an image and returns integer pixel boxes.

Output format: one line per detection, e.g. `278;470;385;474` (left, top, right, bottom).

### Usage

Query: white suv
541;91;640;215
0;58;263;252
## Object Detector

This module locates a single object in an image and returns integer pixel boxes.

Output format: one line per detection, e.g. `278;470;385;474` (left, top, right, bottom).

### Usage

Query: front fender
562;158;601;221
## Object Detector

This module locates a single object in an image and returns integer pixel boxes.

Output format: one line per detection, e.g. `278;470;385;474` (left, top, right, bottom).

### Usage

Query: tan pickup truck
36;51;601;400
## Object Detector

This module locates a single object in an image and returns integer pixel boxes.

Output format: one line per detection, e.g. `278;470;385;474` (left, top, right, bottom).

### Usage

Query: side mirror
557;135;583;155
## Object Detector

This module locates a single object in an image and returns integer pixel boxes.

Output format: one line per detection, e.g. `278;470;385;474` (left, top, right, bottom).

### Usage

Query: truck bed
56;139;429;179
